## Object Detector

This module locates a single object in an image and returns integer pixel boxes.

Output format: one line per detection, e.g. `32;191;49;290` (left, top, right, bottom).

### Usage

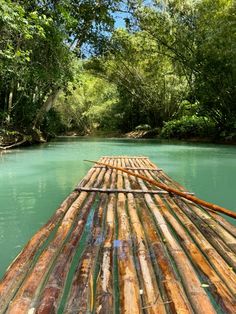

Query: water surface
0;137;235;278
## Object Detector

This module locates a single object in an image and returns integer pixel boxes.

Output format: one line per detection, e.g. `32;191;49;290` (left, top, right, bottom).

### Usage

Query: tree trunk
33;88;60;128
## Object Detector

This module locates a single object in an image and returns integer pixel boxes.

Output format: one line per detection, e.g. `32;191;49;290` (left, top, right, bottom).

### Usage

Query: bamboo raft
0;156;236;314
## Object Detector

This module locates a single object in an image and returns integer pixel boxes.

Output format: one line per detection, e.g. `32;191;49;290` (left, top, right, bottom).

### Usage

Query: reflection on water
0;137;235;278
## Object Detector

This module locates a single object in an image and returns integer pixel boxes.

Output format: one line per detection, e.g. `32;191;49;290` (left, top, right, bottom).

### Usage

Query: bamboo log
87;163;114;314
125;159;195;314
85;160;236;219
136;197;195;314
131;159;216;314
164;196;236;296
64;194;108;313
181;201;236;254
6;165;107;314
123;158;167;314
153;194;236;313
95;160;117;314
137;159;236;266
95;195;115;314
34;192;98;314
115;159;141;313
173;198;236;270
0;165;98;313
210;212;236;237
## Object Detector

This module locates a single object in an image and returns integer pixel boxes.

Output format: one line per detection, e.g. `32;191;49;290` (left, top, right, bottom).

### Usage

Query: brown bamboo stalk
136;196;195;314
6;165;107;314
137;159;236;267
95;161;117;314
173;198;236;270
132;159;216;314
87;161;114;313
138;159;186;192
84;160;236;219
63;193;108;313
115;159;141;313
123;158;167;314
125;159;195;314
0;165;97;313
139;158;236;245
183;202;236;254
34;192;99;314
95;194;116;314
167;196;236;295
154;194;236;313
210;211;236;236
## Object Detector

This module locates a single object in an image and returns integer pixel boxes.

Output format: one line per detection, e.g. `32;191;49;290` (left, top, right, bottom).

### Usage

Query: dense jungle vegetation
0;0;235;147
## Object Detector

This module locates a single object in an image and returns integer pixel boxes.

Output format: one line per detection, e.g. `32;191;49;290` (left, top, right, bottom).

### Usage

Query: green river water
0;137;236;279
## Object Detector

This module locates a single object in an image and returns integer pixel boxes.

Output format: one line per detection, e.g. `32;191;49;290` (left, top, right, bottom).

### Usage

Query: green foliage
55;72;119;133
0;0;235;141
136;0;236;134
0;0;122;134
161;116;215;139
88;28;188;131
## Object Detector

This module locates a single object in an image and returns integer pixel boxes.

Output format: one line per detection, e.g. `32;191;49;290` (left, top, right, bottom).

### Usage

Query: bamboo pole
173;198;236;270
87;163;114;314
95;160;117;314
210;212;236;237
84;160;236;219
115;159;141;314
136;196;195;314
181;201;236;254
131;159;216;314
166;196;236;295
161;197;236;312
63;195;107;313
122;158;167;314
139;158;236;262
6;164;107;314
0;166;97;313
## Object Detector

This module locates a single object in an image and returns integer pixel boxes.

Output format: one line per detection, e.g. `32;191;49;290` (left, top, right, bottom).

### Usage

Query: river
0;137;235;279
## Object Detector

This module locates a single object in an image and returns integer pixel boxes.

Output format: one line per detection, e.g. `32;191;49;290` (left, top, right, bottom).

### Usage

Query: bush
160;116;215;139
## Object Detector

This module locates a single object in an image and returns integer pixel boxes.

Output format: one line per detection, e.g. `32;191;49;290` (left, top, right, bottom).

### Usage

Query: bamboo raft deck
0;156;236;314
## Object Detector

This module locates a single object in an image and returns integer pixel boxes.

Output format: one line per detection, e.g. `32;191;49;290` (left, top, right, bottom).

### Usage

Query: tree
0;0;123;141
87;28;188;132
136;0;236;135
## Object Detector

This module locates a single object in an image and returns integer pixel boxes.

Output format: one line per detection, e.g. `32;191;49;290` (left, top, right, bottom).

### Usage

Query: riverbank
1;128;236;150
0;128;51;150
